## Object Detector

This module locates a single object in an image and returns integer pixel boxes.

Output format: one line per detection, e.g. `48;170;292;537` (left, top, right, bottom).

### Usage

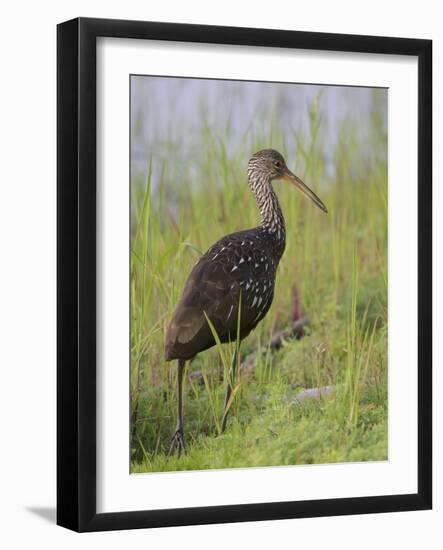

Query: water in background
131;76;387;188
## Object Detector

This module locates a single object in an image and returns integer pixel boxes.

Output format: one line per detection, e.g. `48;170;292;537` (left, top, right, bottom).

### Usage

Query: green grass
130;89;388;473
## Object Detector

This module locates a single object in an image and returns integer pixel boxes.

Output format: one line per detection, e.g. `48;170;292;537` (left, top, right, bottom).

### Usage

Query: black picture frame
57;17;432;532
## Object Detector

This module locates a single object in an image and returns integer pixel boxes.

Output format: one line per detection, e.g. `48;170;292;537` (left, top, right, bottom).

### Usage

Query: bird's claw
168;428;186;456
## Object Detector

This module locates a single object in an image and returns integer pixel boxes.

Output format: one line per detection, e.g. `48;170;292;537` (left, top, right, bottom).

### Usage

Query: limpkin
165;149;327;454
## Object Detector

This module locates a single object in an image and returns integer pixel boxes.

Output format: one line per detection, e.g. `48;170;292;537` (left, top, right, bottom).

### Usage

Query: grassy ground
130;91;388;473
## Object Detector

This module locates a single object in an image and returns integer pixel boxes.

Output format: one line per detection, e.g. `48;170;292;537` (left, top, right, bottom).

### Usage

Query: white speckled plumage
165;149;328;454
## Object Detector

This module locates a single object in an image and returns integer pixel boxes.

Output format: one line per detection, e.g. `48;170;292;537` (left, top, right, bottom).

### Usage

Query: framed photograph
57;17;432;532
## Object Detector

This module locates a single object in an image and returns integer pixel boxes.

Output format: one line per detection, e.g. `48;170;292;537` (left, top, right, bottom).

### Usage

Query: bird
164;149;327;454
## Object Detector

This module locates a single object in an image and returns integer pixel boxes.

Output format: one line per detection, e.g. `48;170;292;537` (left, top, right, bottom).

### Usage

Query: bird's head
248;149;328;213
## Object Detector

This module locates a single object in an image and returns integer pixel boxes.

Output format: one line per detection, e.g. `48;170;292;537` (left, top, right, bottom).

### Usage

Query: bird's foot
168;428;186;456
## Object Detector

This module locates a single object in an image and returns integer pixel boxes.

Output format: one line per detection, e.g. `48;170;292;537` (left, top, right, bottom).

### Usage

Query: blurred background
131;77;386;188
130;76;388;473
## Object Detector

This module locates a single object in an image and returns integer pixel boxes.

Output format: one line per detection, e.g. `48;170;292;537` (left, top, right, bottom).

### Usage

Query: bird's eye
274;161;281;168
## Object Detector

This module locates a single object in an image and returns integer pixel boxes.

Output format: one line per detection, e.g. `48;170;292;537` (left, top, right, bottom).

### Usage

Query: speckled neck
247;169;286;255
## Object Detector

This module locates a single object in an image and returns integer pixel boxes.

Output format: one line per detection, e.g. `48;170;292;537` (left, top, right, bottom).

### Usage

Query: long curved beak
282;169;328;213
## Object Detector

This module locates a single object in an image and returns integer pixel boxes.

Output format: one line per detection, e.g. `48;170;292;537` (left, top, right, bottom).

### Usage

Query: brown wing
165;260;241;360
165;231;275;361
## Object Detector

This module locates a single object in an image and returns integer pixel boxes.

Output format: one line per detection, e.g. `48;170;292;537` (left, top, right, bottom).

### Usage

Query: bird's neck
248;171;286;250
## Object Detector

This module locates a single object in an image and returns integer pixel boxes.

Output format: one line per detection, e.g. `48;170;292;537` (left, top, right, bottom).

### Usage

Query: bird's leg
168;359;186;456
221;346;239;433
